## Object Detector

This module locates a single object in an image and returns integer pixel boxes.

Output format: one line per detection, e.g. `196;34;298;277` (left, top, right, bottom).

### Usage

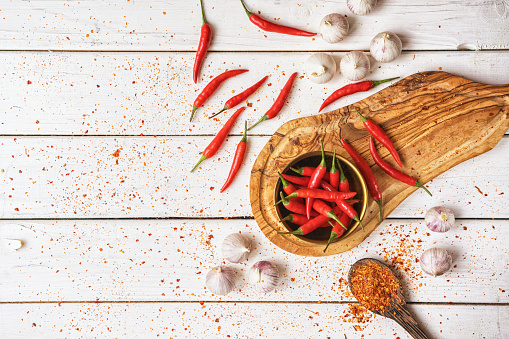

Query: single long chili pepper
220;121;248;192
193;0;212;84
285;188;357;201
278;205;345;236
341;138;384;221
248;72;298;131
210;75;268;118
324;206;353;253
278;172;303;204
320;180;363;230
239;0;316;37
276;192;318;217
337;160;350;193
191;107;245;172
190;69;249;122
281;173;310;186
279;213;310;226
369;137;432;196
290;167;331;182
329;150;339;191
306;140;327;219
311;199;343;225
319;77;399;113
356;108;403;168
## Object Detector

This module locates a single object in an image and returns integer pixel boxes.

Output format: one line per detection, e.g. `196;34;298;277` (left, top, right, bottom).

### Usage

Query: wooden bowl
274;151;368;244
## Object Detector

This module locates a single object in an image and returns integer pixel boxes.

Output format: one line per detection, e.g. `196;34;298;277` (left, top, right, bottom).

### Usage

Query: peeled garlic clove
206;266;236;295
340;51;371;81
319;14;349;44
425;206;455;233
1;239;23;251
304;53;336;84
222;233;251;263
420;248;452;277
249;260;280;293
347;0;377;16
370;32;402;63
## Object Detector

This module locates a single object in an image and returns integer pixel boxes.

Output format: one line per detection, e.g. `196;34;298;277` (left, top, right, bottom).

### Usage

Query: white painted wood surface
1;0;508;338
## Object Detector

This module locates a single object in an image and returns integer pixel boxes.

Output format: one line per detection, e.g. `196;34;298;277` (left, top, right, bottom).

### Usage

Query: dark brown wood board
250;71;509;257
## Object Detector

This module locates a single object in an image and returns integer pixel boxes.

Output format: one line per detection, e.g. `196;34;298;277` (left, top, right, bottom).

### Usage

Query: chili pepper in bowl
341;138;384;222
329;151;340;191
220;121;249;192
319;77;399;112
191;106;245;172
248;72;298;131
285;188;357;201
369;137;432;196
290;167;331;182
337;160;350;192
323;205;353;253
306;140;327;219
239;0;316;37
193;0;212;84
279;213;311;226
210;75;268;118
278;205;345;236
320;180;363;230
281;173;310;187
190;69;248;122
276;192;318;217
356;108;403;168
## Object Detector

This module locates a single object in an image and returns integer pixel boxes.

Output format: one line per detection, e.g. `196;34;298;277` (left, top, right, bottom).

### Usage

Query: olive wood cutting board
250;71;509;257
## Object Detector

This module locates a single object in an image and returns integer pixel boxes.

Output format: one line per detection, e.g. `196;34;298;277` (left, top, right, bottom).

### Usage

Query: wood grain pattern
251;71;509;256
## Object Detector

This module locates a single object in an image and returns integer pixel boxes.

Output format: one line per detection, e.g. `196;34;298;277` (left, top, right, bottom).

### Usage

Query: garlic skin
347;0;378;16
249;261;280;293
370;32;402;63
340;51;371;81
425;206;455;233
420;248;452;277
304;53;337;84
206;266;236;295
222;233;251;263
319;14;349;44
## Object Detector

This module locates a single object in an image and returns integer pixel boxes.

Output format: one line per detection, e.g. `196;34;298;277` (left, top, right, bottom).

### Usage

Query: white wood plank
1;51;508;136
0;303;507;339
0;135;507;219
1;1;508;51
1;219;507;303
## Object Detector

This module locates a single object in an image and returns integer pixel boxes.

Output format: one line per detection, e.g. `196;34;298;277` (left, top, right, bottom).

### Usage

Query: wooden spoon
347;258;429;339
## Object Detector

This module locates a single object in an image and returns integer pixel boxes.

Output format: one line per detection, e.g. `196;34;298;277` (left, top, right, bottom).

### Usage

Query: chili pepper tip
415;181;433;196
210;106;227;119
323;231;337;253
376;199;383;222
190;155;207;172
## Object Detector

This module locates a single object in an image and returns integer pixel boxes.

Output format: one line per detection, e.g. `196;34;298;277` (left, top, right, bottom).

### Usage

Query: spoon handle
389;304;429;339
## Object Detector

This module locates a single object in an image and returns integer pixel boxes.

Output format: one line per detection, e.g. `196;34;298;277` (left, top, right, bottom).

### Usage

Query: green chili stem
210;106;228;118
191;155;207;172
323;231;337;253
247;114;268;131
199;0;207;25
415;181;432;196
239;0;252;17
376;198;383;222
372;77;399;87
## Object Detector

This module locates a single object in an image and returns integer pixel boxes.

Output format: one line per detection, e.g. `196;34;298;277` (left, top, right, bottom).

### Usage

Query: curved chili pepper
369;137;432;196
281;173;310;187
290;167;331;182
320;180;363;229
278;205;344;236
341;137;383;221
276;192;318;217
193;0;212;84
279;213;310;226
318;77;399;113
278;172;303;204
220;121;248;192
306;140;327;219
285;188;356;201
191;107;245;172
338;160;350;193
329;150;339;191
248;72;298;131
356;108;403;168
323;205;353;253
190;69;249;122
210;75;268;118
240;0;316;37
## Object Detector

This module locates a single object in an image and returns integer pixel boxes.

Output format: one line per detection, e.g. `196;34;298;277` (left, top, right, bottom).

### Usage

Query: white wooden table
1;1;508;338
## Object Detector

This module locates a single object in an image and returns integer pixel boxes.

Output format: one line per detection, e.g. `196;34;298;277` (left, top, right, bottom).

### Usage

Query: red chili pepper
290;167;331;182
278;172;303;204
191;107;245;172
341;137;384;221
281;173;310;187
240;0;316;37
306;140;327;219
337;160;350;193
285;188;357;201
220;121;248;192
323;205;353;253
193;0;212;84
248;72;298;131
210;75;268;118
320;180;363;229
311;199;343;225
276;192;318;217
369;137;432;196
356;108;403;168
278;205;344;236
280;214;331;227
318;77;399;113
190;69;249;122
329;150;339;191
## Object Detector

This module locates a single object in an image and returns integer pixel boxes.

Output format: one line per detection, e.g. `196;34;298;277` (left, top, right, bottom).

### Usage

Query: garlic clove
370;32;402;63
248;261;280;293
425;206;455;233
340;51;371;81
319;14;349;44
347;0;378;16
304;53;336;84
420;248;452;277
221;233;251;263
206;265;237;295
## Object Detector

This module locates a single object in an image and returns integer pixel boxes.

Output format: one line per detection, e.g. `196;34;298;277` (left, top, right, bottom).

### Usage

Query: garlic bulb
206;266;236;295
340;51;371;81
249;261;280;293
222;233;251;263
420;248;452;277
319;14;349;44
304;53;336;84
370;32;402;63
425;206;455;233
347;0;378;16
